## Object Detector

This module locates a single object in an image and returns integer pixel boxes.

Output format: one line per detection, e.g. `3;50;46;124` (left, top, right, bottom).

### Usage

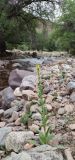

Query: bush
20;111;32;126
17;43;29;51
36;32;45;51
36;31;57;51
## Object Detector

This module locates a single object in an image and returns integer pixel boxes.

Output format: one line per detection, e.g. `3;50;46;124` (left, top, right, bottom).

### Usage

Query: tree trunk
0;30;6;55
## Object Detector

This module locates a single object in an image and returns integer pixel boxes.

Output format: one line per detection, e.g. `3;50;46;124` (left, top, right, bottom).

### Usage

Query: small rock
4;100;24;118
69;124;75;130
0;122;6;128
24;143;33;150
20;75;36;91
30;104;38;113
67;81;75;92
24;101;32;112
46;95;53;103
50;133;62;146
64;104;74;113
0;150;5;159
32;113;41;121
15;118;21;126
62;64;70;71
29;124;39;133
12;63;22;69
0;109;4;118
14;87;22;97
0;87;15;110
43;87;51;94
46;104;52;111
22;90;37;100
9;111;19;122
70;92;75;102
58;108;65;115
51;65;60;73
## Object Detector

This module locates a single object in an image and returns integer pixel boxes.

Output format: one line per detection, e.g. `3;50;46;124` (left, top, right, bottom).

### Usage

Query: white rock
69;124;75;130
14;87;22;97
51;65;60;73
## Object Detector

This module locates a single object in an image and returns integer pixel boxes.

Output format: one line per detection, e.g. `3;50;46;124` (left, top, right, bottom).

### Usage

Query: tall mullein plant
36;64;53;144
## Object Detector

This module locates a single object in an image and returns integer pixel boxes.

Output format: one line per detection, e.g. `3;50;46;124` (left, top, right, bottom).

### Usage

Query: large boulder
28;145;63;160
2;151;31;160
5;131;34;152
2;145;63;160
0;87;15;110
8;69;35;89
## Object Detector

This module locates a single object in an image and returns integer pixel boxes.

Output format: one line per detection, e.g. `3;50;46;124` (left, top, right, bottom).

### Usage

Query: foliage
20;111;32;126
54;0;75;53
36;31;57;51
17;43;29;51
36;64;53;144
45;32;57;51
0;0;61;52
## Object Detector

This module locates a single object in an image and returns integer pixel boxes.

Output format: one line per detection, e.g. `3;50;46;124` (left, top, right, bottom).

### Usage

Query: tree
55;0;75;53
0;0;61;54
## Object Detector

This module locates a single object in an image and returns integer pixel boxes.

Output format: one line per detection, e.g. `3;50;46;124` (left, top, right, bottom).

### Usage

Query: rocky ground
0;51;75;160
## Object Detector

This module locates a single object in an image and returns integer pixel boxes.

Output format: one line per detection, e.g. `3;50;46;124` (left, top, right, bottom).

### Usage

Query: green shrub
17;43;29;51
20;111;32;126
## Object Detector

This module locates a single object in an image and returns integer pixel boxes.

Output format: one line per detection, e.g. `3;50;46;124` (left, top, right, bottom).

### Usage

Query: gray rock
0;127;12;146
0;109;4;118
43;87;51;94
12;63;22;69
4;99;24;118
58;108;65;115
67;81;75;92
0;87;15;110
2;151;31;160
5;131;34;152
70;92;75;102
14;58;43;66
32;113;41;121
8;69;35;89
28;145;63;160
2;145;63;160
20;75;36;91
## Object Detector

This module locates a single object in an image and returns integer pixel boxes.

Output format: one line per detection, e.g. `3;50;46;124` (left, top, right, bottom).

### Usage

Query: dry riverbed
0;51;75;160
